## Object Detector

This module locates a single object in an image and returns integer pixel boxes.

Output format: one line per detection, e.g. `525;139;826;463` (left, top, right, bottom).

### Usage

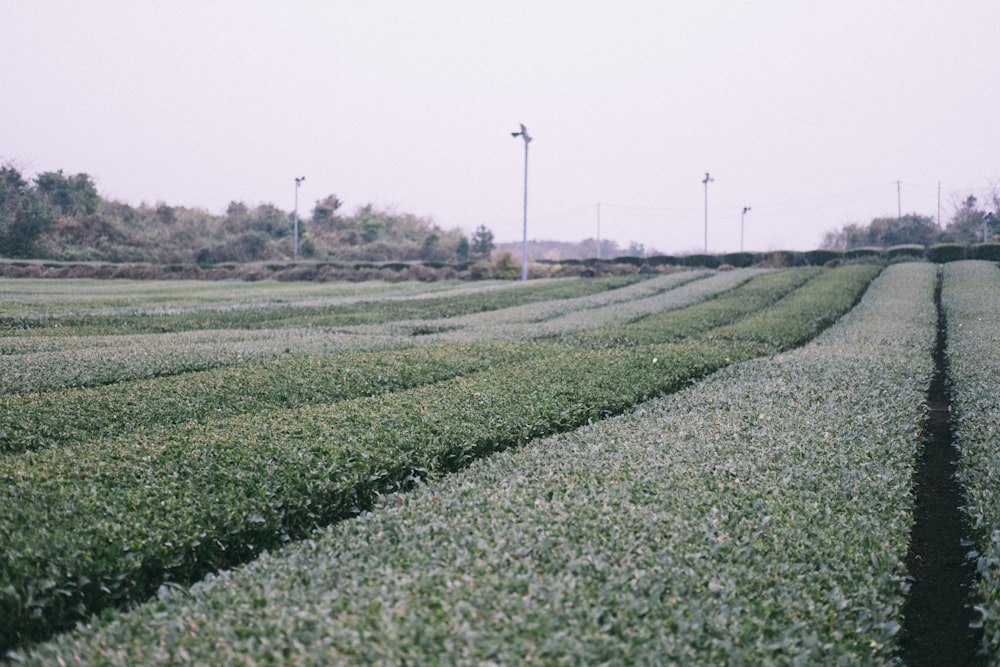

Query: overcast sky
2;1;998;254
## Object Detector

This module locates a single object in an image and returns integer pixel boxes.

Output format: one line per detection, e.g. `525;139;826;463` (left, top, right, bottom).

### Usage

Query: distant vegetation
821;192;1000;249
5;163;1000;273
0;164;497;265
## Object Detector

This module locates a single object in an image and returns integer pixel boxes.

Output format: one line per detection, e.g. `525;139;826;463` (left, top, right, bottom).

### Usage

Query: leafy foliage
15;263;937;665
941;260;1000;659
0;265;878;653
570;266;823;348
0;166;54;257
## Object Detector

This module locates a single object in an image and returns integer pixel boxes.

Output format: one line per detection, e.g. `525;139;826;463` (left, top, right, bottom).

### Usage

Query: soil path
900;271;982;666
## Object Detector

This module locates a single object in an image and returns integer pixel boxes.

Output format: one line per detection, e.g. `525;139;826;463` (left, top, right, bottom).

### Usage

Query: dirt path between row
900;271;983;666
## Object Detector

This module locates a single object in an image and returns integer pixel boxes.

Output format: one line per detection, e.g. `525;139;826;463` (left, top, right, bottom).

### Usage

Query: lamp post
511;124;532;281
741;206;751;252
293;176;305;261
702;172;713;253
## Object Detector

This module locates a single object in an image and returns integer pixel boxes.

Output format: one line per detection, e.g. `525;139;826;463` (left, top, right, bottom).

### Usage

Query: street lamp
293;176;305;261
511;124;532;281
741;206;751;252
702;172;714;253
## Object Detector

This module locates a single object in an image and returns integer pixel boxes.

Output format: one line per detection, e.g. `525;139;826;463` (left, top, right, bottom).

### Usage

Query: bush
844;246;883;260
886;245;926;262
967;243;1000;262
721;252;755;268
927;243;966;263
803;249;843;265
610;255;644;267
680;253;720;269
646;254;680;267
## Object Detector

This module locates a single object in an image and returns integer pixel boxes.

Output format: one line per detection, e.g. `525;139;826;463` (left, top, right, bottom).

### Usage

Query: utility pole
937;182;942;227
511;124;532;281
897;180;902;218
596;202;601;259
293;176;305;260
741;206;751;252
702;172;713;253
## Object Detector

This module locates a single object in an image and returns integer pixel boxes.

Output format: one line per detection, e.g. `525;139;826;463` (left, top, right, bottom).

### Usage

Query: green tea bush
927;243;966;263
0;341;555;454
0;343;736;652
966;243;1000;262
941;260;1000;660
710;263;882;353
428;270;751;343
721;251;755;267
573;266;821;348
17;263;937;665
803;249;843;265
886;244;925;261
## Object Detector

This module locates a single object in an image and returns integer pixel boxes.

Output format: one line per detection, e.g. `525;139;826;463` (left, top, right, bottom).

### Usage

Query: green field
4;262;1000;664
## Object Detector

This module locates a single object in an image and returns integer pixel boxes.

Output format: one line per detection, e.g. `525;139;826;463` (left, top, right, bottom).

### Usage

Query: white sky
2;1;998;254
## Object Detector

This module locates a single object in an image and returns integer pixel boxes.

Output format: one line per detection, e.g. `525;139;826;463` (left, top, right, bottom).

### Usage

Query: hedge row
570;266;824;347
0;265;880;653
0;341;558;454
0;342;738;653
16;262;937;665
709;263;883;352
0;275;641;336
428;269;759;343
941;260;1000;660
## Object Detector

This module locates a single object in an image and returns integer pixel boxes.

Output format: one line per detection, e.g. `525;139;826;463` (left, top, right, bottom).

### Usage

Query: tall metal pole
741;206;751;252
937;181;942;227
702;172;713;253
897;180;902;218
294;176;305;261
521;139;529;281
596;202;601;259
512;124;532;281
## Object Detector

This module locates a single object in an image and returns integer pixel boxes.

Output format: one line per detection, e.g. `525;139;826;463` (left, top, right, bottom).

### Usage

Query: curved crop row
0;265;880;654
940;260;1000;660
570;266;823;347
16;263;936;665
0;275;641;335
427;269;760;342
709;262;883;352
1;342;735;653
0;341;558;454
0;277;645;394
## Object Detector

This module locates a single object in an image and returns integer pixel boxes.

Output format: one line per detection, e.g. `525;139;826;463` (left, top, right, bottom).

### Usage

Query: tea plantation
4;262;1000;664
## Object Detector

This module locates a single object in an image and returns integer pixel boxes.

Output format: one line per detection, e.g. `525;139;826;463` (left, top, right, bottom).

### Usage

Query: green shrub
574;267;820;348
680;253;720;268
844;246;883;260
803;249;843;265
710;263;882;353
646;254;680;267
886;244;925;261
941;261;1000;660
0;342;555;454
721;251;755;267
966;243;1000;262
16;263;936;666
0;343;737;652
927;243;966;263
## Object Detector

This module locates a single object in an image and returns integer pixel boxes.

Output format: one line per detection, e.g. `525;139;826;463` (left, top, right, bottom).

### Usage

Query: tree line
0;164;495;265
821;191;1000;249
